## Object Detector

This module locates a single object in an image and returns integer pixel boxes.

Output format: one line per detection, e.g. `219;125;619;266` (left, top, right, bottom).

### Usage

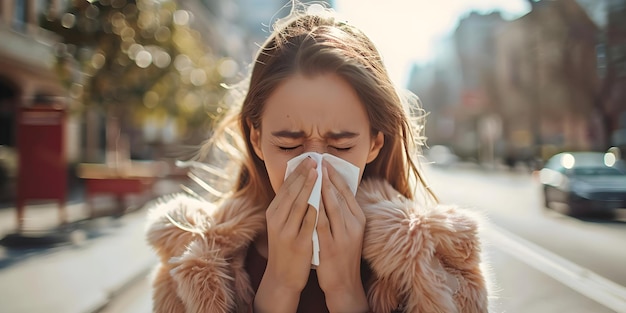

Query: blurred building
454;11;507;164
406;37;463;152
407;11;506;163
495;0;626;161
0;0;337;201
0;0;71;200
575;0;626;156
494;0;599;164
409;0;626;166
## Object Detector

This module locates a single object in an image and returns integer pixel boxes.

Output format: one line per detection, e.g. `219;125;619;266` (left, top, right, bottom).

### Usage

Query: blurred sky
334;0;532;87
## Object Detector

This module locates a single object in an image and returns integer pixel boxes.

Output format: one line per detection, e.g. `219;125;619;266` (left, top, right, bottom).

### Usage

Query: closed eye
331;146;352;151
279;145;302;151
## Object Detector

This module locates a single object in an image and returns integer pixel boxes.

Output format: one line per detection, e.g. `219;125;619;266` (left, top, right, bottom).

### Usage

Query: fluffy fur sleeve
145;193;265;313
145;193;214;264
357;179;489;313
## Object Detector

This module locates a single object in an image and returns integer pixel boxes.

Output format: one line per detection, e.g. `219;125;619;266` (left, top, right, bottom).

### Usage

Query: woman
146;3;489;312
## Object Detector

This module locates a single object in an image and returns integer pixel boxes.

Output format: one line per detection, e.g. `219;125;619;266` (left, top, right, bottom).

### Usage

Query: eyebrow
271;130;306;139
270;130;359;140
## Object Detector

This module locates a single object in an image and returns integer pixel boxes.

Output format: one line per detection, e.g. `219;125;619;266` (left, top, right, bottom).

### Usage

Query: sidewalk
0;179;182;313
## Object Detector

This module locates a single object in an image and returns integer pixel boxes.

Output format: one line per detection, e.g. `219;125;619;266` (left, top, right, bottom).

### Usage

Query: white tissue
284;152;360;266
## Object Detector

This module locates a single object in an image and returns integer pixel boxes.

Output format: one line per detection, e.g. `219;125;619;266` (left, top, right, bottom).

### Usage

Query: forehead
262;73;370;130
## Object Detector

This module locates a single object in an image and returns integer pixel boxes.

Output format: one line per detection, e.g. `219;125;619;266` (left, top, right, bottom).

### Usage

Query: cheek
264;156;288;193
258;139;289;193
347;144;375;179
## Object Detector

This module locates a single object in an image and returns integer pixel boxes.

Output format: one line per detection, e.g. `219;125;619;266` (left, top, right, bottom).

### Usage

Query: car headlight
540;169;566;187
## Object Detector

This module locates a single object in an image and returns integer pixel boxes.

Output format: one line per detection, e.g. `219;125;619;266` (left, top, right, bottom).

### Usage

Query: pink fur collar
146;178;489;312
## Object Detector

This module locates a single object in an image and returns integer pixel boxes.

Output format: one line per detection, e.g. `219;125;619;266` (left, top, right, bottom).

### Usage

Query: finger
324;160;365;223
299;205;317;242
268;157;316;224
316;199;331;241
321;162;345;235
273;157;317;207
285;166;318;234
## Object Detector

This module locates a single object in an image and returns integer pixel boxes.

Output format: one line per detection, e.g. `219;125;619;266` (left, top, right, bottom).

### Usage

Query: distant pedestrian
146;2;490;312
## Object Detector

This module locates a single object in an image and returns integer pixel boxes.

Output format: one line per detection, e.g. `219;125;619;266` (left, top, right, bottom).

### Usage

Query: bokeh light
135;50;152;68
61;13;76;28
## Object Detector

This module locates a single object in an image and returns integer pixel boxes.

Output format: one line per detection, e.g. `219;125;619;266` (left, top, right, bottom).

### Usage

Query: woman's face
250;73;384;193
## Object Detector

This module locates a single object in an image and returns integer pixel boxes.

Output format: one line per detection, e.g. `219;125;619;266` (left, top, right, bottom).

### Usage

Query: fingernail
305;157;316;167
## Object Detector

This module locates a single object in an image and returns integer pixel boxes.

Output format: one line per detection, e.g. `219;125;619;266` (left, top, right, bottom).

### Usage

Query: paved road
426;165;626;287
427;165;626;312
0;179;180;313
98;271;153;313
0;209;158;313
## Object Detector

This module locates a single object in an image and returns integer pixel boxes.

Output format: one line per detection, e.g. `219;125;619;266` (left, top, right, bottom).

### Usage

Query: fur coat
146;178;489;313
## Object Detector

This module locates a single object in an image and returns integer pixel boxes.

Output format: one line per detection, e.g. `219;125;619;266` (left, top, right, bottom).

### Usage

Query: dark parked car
539;151;626;216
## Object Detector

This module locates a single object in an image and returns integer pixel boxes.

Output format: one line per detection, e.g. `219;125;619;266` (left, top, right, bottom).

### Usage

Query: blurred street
427;164;626;313
0;179;179;313
1;0;626;312
28;164;621;313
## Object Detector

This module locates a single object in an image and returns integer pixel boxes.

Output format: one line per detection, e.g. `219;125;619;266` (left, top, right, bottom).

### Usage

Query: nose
304;141;327;154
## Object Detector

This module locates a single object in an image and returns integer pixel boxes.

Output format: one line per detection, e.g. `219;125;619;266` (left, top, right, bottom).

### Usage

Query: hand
316;160;369;312
254;157;318;313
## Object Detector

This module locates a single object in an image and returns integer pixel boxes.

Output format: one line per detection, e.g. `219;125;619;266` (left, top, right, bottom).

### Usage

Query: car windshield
571;167;626;176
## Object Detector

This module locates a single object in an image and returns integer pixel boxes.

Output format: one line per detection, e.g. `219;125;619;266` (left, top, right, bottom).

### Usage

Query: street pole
529;7;543;170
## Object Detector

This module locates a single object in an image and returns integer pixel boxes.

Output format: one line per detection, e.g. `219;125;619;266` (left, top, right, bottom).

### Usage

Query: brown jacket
146;178;490;312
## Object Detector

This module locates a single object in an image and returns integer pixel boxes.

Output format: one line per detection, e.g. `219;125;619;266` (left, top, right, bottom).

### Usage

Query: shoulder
358;178;484;269
358;178;489;312
145;192;266;262
145;193;216;262
145;193;263;312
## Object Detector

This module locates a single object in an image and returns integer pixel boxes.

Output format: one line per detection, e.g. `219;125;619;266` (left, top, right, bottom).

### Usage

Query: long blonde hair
189;3;436;207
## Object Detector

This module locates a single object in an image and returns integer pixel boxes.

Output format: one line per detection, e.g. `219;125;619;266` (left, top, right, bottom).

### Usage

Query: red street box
16;104;67;224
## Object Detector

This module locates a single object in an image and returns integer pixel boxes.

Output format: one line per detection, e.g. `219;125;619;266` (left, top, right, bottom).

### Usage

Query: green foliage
40;0;228;133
